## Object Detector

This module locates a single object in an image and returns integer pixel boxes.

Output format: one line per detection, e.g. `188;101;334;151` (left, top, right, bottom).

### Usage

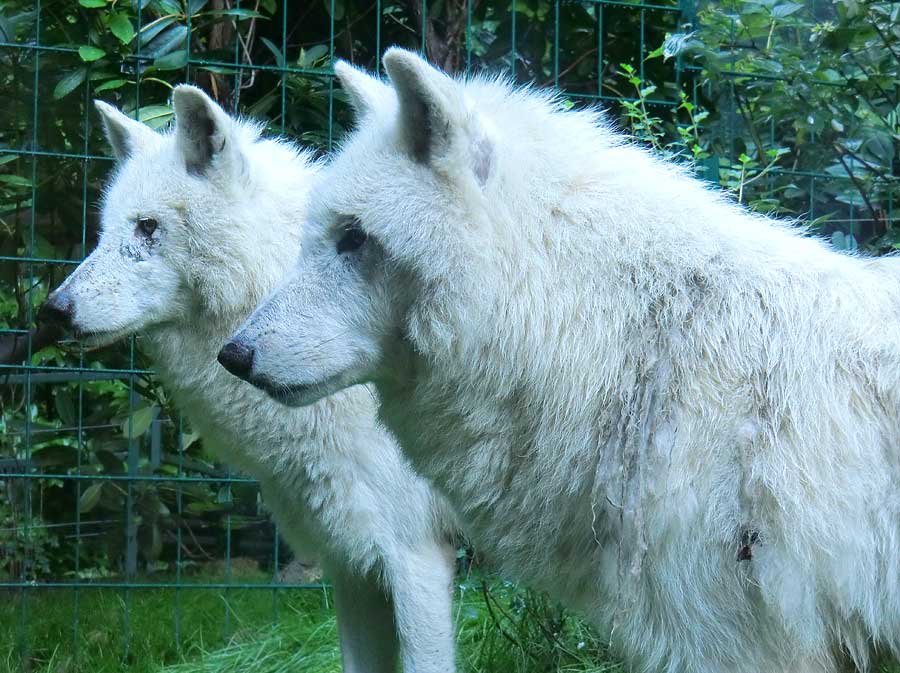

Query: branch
542;47;598;88
870;17;900;71
834;142;898;182
835;145;882;229
845;48;898;110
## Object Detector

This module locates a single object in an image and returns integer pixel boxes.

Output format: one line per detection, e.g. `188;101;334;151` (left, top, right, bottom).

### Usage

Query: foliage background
0;0;897;670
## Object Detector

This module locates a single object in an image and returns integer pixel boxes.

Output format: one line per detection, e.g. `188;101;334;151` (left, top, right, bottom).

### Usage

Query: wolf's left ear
382;48;493;185
94;101;157;161
172;84;236;176
334;60;391;118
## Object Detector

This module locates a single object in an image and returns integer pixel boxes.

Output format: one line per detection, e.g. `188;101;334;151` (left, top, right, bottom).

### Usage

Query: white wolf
40;85;458;673
225;50;900;673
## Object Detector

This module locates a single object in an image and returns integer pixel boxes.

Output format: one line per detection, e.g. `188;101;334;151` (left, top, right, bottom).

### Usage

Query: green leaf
121;405;158;439
772;2;802;17
198;65;236;74
136;104;174;129
180;431;201;451
53;68;86;100
54;389;76;426
188;0;210;14
204;8;265;19
108;12;135;44
153;48;188;71
645;45;664;60
157;0;183;14
186;501;224;514
260;36;284;68
79;483;104;513
32;443;78;468
79;0;107;6
94;78;127;93
144;24;188;58
78;45;106;62
299;44;328;67
0;174;32;187
139;16;178;47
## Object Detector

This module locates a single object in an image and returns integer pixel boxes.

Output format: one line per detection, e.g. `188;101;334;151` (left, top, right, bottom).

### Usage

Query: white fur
232;50;900;673
50;87;459;673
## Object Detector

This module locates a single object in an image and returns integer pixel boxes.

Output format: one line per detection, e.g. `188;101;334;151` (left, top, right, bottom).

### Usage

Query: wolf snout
217;339;255;381
38;291;74;330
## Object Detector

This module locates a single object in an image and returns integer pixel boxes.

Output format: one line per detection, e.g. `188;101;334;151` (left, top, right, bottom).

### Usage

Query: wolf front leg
331;564;400;673
387;540;458;673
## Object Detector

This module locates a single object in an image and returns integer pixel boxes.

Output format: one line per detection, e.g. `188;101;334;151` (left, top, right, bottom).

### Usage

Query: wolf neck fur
140;144;322;479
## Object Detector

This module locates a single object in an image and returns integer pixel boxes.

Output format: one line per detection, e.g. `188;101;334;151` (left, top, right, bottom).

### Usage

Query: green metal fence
0;0;896;669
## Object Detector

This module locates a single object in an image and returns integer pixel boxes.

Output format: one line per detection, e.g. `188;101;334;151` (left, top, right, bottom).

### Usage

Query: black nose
217;340;255;381
38;292;74;329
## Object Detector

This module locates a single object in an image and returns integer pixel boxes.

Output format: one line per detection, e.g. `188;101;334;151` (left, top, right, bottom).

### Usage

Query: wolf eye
336;219;367;255
137;217;158;237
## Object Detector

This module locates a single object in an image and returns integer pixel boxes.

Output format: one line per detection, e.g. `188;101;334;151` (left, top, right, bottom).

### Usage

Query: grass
158;577;624;673
3;569;898;673
0;567;622;673
0;571;335;673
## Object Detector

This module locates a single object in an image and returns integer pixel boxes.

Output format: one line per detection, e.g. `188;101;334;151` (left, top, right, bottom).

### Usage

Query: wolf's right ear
383;48;494;186
94;100;157;161
382;49;460;165
172;84;236;176
334;61;391;118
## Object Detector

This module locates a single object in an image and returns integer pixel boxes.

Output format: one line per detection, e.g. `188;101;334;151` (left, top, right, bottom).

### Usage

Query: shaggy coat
229;50;900;673
43;86;458;673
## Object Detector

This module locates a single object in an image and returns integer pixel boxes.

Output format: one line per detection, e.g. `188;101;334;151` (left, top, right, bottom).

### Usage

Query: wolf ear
334;60;391;118
382;48;458;163
94;100;157;161
382;48;493;185
172;84;236;176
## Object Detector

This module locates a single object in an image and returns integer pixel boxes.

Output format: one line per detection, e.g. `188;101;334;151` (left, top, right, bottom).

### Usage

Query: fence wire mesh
0;0;897;669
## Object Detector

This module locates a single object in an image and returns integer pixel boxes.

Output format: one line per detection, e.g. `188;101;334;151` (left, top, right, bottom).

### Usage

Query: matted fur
46;86;458;673
230;51;900;673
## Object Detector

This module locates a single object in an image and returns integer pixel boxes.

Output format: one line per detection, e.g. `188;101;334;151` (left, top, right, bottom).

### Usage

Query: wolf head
222;49;542;405
42;86;311;348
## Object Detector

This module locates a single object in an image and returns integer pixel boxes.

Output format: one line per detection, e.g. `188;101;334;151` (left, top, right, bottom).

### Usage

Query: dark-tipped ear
334;60;391;118
172;84;234;176
94;100;157;161
382;48;462;163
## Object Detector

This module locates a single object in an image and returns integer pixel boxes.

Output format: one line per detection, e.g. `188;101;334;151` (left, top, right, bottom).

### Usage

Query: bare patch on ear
197;121;224;175
383;48;458;165
180;104;226;176
173;85;232;177
471;133;493;187
407;95;433;163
